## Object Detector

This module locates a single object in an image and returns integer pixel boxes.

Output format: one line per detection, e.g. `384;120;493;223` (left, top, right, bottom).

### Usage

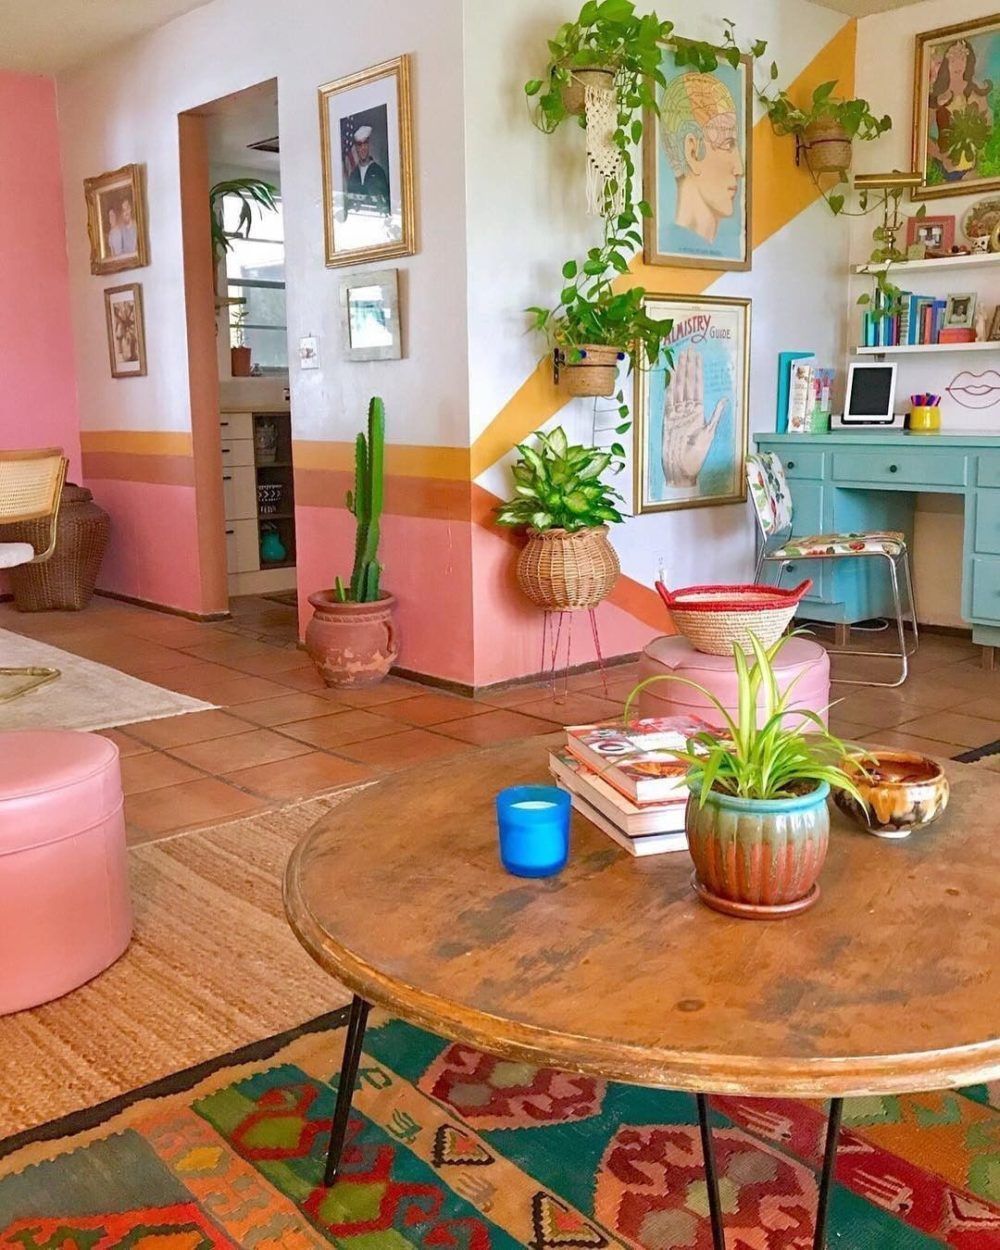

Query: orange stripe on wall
296;466;472;522
294;439;470;481
80;430;193;457
468;19;857;478
81;451;196;486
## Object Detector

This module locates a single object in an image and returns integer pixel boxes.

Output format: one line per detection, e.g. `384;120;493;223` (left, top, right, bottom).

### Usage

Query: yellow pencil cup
909;405;941;434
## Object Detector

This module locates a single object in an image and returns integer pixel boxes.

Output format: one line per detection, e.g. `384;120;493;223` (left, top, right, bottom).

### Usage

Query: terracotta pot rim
696;780;830;814
309;589;396;612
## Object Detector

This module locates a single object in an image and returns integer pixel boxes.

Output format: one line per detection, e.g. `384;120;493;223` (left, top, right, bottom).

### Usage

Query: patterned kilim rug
1;1009;998;1248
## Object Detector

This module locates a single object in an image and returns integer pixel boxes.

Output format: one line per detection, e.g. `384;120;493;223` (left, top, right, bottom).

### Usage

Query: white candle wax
510;800;556;810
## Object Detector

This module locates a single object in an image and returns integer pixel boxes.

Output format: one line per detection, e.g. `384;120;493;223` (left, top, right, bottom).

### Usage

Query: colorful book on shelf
564;714;715;804
548;749;687;838
939;326;976;344
557;783;688;857
775;352;814;432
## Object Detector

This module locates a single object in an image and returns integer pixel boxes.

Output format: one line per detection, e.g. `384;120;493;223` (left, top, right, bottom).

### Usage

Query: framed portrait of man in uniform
319;55;416;268
643;47;752;271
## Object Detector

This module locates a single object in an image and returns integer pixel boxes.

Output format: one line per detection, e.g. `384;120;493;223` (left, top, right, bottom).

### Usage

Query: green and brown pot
685;783;830;919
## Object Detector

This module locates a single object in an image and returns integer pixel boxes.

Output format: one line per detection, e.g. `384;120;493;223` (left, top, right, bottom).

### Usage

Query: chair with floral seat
746;451;917;687
0;448;68;701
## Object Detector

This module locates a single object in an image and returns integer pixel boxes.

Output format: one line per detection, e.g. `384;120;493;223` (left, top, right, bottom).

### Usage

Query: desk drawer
779;450;824;480
219;412;253;440
220;437;255;467
831;449;967;488
971;556;1000;622
978;456;1000;487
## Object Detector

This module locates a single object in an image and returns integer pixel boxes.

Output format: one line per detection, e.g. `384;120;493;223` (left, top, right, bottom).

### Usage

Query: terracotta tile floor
2;593;998;846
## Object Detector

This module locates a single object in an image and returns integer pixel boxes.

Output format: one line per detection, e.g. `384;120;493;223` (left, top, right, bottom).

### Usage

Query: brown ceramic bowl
833;750;949;839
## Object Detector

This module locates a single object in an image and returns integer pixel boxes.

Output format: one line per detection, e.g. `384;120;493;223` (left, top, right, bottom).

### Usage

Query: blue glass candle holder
495;785;571;878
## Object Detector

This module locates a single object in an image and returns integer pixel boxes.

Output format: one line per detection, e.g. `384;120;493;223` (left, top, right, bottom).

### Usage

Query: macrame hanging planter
584;82;625;218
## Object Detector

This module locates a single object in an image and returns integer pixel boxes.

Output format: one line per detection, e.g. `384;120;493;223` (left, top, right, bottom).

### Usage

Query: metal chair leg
696;1094;727;1250
827;552;914;688
324;994;371;1187
813;1098;844;1250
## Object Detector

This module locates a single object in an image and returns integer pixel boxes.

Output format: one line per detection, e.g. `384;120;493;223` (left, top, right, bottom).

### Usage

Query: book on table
564;714;715;804
549;749;686;838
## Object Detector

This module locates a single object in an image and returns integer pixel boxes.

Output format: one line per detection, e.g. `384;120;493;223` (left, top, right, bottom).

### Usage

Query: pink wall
0;73;80;478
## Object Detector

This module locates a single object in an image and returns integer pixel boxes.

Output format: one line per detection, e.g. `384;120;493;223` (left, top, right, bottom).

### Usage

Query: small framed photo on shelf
104;283;146;378
944;292;977;329
339;268;401;361
988;305;1000;341
905;214;954;254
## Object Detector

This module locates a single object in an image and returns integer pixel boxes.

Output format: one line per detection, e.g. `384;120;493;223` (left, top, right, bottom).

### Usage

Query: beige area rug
0;795;358;1137
0;629;213;731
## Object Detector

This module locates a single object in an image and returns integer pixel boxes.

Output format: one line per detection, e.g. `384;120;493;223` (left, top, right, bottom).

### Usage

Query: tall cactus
344;396;385;603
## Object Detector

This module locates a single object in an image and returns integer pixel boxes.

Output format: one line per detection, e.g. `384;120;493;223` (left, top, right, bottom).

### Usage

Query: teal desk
754;432;1000;658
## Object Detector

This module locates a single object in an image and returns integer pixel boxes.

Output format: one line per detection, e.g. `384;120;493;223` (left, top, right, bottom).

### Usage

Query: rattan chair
1;448;68;701
747;452;918;687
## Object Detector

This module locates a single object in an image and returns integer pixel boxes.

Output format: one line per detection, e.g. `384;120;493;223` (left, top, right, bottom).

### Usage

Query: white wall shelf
852;253;1000;277
853;341;999;356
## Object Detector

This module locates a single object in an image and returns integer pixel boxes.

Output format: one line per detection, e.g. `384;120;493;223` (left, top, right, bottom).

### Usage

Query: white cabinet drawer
222;465;257;520
220;436;254;467
219;412;253;440
225;518;260;573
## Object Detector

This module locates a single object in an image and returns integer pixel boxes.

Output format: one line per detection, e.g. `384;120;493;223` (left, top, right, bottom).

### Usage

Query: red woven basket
655;580;812;655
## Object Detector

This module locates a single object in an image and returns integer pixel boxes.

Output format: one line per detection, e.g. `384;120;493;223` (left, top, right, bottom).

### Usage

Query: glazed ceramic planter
833;750;949;839
305;590;399;689
686;783;830;918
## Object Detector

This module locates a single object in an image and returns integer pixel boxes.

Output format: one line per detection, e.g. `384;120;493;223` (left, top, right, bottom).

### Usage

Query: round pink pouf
0;730;132;1015
637;635;831;729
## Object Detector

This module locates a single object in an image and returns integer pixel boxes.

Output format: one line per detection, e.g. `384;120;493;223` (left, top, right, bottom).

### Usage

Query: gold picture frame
319;54;416;268
643;47;753;271
84;164;149;275
633;293;751;514
911;14;1000;201
104;283;147;379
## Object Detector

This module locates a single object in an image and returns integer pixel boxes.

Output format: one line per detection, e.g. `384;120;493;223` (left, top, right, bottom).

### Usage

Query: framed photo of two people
319;54;416;268
643;45;752;270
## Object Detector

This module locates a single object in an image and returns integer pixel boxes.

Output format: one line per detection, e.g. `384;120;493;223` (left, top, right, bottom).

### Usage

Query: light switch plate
299;336;319;369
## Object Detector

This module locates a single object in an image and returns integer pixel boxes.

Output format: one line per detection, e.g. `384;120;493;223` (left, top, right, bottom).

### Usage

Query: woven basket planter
801;120;852;175
560;67;615;116
655;580;812;656
6;483;110;612
559;344;622;398
517;526;620;611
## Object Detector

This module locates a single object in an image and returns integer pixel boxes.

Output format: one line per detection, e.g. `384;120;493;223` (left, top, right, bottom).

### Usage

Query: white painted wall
463;0;853;595
854;0;1000;626
56;0;470;450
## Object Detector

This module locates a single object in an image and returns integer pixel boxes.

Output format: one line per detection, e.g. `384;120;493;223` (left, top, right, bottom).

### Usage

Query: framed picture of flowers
104;283;147;379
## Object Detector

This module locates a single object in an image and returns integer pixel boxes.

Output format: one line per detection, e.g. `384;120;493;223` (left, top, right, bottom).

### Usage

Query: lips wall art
945;370;1000;409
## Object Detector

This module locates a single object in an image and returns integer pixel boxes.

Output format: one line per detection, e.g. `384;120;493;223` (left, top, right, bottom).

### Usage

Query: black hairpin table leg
324;994;371;1187
696;1094;844;1250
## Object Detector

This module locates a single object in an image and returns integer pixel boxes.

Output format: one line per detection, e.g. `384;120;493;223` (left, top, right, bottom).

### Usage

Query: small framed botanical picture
84;164;149;275
944;291;977;329
339;268;401;361
104;283;147;378
319;55;416;268
989;305;1000;341
905;213;954;254
634;293;750;513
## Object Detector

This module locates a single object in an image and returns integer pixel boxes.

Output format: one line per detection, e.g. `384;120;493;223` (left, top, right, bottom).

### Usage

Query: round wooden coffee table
285;737;1000;1250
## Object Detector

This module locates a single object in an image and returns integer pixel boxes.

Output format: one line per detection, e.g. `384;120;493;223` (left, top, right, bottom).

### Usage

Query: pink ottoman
637;635;830;729
0;730;132;1015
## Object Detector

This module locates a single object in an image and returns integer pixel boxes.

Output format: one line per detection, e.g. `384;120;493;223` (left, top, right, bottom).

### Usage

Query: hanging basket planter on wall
556;344;622;398
560;67;615;116
517;525;620;611
800;120;853;176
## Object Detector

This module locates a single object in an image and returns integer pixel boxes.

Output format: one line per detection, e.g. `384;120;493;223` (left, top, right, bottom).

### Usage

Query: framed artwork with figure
634;293;750;514
912;15;1000;200
319;55;416;268
643;46;752;270
84;164;149;275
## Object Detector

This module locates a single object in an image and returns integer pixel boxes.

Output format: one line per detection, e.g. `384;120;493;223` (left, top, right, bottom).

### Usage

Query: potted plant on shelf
230;306;252;377
760;79;891;177
305;397;399;688
625;633;868;918
495;425;625;611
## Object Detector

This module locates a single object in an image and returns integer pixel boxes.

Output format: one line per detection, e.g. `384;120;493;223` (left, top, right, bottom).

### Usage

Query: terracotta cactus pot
685;783;830;918
305;590;399;689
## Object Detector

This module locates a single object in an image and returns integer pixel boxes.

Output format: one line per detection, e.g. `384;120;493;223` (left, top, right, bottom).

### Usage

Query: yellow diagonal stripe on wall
469;18;857;479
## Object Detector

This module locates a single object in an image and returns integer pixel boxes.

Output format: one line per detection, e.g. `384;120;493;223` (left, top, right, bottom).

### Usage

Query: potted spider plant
625;633;868;919
495;426;625;611
305;396;399;688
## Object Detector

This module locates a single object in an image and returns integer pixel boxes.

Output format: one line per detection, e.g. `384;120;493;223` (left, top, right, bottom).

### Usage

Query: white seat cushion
0;542;35;569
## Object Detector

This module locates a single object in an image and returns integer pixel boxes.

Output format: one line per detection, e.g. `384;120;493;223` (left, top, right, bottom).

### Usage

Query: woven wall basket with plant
496;425;624;611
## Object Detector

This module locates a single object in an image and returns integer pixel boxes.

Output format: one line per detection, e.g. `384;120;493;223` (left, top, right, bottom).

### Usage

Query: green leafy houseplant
495;425;626;532
209;177;279;267
760;80;891;150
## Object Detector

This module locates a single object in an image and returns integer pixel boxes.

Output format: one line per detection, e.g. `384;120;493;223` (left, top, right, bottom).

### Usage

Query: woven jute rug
1;1009;997;1245
0;628;213;730
0;797;356;1138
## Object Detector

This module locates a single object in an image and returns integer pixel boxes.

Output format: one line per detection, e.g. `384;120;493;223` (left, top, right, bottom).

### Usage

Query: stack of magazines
548;715;714;857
